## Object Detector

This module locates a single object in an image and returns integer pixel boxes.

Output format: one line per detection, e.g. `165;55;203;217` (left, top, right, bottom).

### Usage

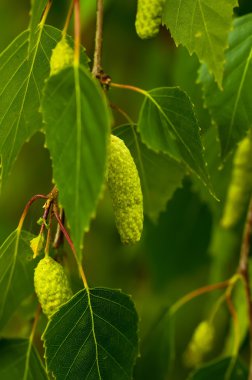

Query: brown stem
38;198;53;237
237;197;252;379
17;194;48;232
110;82;147;96
40;0;52;25
110;102;135;126
44;207;53;256
92;0;104;77
170;279;231;316
63;0;74;36
53;208;65;248
74;0;81;65
53;205;89;289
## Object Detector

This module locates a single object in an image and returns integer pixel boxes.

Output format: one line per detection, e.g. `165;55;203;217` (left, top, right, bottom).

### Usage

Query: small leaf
43;288;139;380
187;357;248;380
42;65;111;258
138;87;211;189
198;14;252;159
113;124;185;221
0;339;47;380
163;0;238;87
0;230;38;330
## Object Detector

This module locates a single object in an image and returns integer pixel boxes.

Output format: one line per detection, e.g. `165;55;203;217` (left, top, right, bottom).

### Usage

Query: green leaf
0;339;47;380
198;14;252;159
138;87;210;190
43;287;139;380
0;25;61;188
42;65;110;258
187;357;248;380
163;0;238;87
28;0;47;54
0;230;38;330
113;124;185;222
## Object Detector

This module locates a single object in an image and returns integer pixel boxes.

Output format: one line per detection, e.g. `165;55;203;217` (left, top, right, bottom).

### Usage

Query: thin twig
110;102;135;126
110;82;147;96
17;194;48;232
92;0;104;77
53;204;89;289
39;0;52;26
74;0;81;65
53;208;65;248
237;197;252;380
169;279;231;316
63;0;74;36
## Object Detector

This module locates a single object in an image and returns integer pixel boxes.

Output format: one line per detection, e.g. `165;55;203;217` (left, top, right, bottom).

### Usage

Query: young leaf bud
221;136;252;229
107;135;143;244
34;256;72;318
50;38;74;76
135;0;165;39
30;234;45;258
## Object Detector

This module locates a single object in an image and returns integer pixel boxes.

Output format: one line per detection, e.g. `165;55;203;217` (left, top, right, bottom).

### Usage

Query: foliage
0;0;252;379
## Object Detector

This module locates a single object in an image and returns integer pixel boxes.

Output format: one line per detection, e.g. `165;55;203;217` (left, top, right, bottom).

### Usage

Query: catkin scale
135;0;165;39
34;256;72;318
107;135;143;244
50;38;74;76
221;136;252;229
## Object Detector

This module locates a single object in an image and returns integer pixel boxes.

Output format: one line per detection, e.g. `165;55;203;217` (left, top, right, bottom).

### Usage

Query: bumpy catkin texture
50;38;74;76
221;136;252;229
108;135;143;244
34;256;72;318
135;0;165;39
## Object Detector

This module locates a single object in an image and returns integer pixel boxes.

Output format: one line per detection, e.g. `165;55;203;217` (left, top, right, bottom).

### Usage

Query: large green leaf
0;339;47;380
138;87;210;189
162;0;238;87
187;357;248;379
28;0;47;54
198;14;252;159
43;288;139;380
42;65;110;258
0;25;61;189
113;124;185;222
0;230;38;330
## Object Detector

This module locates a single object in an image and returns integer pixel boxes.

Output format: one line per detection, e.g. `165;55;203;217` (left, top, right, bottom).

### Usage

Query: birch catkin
34;256;72;318
135;0;165;39
221;136;252;229
107;135;143;244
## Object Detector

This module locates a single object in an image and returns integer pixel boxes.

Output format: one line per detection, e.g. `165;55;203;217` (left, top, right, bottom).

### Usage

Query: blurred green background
1;0;252;378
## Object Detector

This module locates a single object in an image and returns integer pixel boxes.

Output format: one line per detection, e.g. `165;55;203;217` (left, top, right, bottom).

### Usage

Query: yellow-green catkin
221;136;252;229
50;38;74;76
107;135;143;244
135;0;165;39
34;256;72;318
183;321;215;368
